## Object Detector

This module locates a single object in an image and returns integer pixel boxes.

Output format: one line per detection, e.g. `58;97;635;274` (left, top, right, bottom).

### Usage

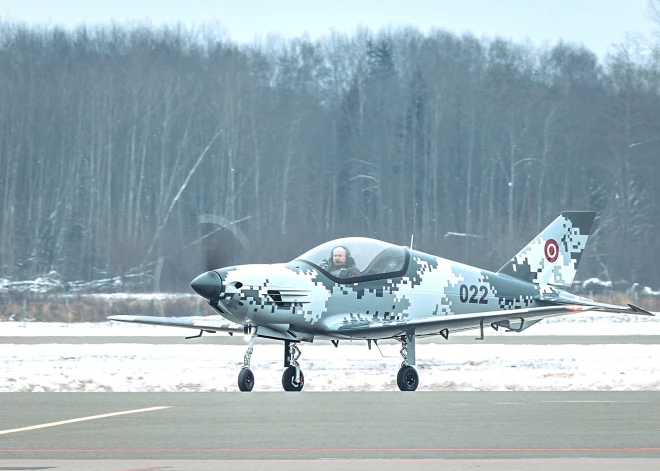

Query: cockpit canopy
294;237;408;281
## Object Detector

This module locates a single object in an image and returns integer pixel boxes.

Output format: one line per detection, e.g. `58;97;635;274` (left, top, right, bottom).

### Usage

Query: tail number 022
459;284;488;304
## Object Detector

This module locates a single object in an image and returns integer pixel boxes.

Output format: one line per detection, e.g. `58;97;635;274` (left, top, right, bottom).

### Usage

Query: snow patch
0;271;152;294
1;343;658;392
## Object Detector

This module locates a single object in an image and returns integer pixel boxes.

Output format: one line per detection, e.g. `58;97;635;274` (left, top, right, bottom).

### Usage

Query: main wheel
238;368;255;392
282;365;304;392
396;365;419;391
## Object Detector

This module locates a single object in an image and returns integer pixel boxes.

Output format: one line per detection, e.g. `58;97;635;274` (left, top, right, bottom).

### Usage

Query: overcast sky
1;0;656;58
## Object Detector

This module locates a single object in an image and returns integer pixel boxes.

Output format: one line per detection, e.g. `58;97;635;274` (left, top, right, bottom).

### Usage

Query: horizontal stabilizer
537;293;656;316
627;304;656;316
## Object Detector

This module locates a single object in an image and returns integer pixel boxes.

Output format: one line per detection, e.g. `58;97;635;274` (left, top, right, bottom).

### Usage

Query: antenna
410;203;417;250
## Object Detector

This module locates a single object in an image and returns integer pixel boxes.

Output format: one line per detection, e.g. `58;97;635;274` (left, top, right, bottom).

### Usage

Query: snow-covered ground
2;314;659;392
0;315;660;392
1;343;659;392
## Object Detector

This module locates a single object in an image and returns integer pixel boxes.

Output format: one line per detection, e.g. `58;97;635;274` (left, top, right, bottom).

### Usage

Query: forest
1;21;659;291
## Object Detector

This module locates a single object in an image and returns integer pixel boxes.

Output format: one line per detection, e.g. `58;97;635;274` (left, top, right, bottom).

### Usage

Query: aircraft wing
108;315;246;334
331;302;652;338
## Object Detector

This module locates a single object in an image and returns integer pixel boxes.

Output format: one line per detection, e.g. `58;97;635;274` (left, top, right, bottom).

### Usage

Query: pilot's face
332;247;347;266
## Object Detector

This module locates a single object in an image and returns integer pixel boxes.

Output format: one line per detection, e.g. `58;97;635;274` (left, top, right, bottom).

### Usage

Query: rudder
497;211;596;287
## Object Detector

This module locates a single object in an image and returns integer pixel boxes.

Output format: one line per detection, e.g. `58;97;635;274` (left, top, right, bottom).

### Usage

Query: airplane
109;211;655;392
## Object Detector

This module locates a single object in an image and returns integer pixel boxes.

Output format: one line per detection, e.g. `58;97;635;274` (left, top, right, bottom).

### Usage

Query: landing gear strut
396;331;419;391
282;340;304;392
238;334;256;392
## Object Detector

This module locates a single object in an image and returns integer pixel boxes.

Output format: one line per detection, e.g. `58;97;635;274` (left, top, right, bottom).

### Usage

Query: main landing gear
237;336;305;392
282;340;304;392
396;332;419;391
238;334;256;392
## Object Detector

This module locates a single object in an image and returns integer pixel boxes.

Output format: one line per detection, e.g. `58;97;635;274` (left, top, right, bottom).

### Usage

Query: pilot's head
332;246;349;267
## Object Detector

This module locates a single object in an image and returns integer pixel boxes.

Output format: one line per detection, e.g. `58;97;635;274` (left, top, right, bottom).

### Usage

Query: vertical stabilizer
497;211;596;287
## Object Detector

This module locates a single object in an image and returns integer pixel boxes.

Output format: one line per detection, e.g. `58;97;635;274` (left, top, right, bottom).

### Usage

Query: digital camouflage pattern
199;212;598;340
498;212;595;287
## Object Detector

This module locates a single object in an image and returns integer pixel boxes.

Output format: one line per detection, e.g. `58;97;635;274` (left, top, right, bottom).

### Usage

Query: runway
1;392;659;469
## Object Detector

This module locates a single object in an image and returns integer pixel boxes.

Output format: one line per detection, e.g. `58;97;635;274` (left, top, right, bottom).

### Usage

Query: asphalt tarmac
1;392;659;469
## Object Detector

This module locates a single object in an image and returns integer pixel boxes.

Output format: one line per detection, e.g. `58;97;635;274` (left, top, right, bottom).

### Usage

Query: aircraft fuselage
209;247;556;341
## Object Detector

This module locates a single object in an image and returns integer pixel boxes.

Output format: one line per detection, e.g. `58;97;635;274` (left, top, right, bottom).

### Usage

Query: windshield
295;237;408;281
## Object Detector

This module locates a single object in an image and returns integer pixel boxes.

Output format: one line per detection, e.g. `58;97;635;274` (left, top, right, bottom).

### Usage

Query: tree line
1;22;659;290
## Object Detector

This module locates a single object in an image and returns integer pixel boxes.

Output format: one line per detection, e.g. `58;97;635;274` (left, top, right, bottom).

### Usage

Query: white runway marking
495;400;652;405
538;400;651;403
0;406;171;435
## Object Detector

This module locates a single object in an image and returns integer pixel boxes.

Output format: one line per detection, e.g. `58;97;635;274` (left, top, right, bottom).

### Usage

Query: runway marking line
0;406;171;436
114;468;167;471
539;400;651;403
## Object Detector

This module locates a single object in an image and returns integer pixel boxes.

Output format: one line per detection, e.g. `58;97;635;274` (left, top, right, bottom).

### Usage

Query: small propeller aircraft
110;211;654;392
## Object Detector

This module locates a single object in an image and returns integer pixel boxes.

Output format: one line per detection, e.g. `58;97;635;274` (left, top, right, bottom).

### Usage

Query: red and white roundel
545;239;559;263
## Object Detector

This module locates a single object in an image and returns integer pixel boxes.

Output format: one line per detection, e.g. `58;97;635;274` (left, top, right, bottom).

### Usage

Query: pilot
326;246;361;278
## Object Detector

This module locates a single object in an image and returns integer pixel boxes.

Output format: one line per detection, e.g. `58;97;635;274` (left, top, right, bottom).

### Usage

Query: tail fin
497;211;596;287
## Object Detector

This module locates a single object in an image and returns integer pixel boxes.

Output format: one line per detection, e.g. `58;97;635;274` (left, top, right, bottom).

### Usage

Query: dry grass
0;295;201;322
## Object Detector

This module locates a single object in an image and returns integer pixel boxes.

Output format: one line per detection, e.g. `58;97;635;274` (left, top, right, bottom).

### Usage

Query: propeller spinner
191;270;223;300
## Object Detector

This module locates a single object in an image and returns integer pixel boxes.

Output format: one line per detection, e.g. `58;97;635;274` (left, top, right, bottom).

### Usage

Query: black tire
396;366;405;387
282;366;304;392
238;368;254;392
396;365;419;392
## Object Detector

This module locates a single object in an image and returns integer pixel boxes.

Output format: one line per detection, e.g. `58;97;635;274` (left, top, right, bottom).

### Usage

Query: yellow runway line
0;406;171;435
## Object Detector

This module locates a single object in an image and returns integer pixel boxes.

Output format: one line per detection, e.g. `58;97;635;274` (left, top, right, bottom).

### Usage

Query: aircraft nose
190;271;223;300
